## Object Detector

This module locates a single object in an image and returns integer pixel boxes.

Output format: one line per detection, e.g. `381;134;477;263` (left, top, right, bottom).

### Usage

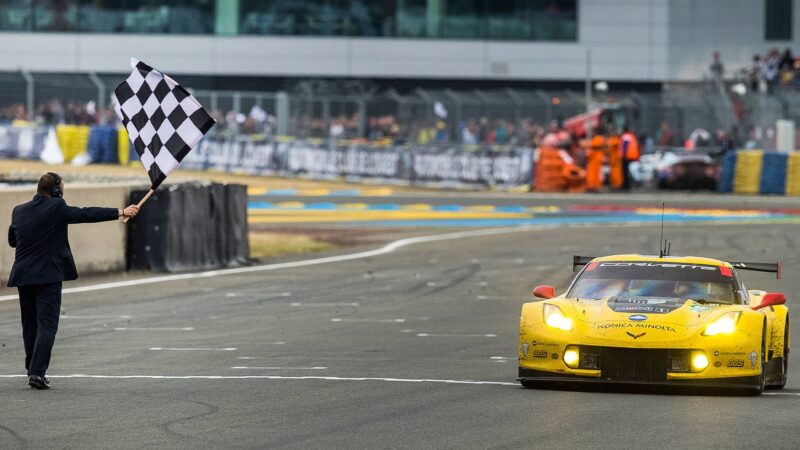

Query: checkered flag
114;58;214;189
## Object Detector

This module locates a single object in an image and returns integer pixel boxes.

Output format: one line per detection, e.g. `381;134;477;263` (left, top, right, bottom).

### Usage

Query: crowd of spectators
712;48;800;92
0;97;757;154
0;99;119;126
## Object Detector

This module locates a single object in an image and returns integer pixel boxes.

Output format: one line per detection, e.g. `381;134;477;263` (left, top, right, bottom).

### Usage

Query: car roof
592;254;730;268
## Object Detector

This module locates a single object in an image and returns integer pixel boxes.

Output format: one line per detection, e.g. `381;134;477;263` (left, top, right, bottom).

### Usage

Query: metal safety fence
0;72;798;149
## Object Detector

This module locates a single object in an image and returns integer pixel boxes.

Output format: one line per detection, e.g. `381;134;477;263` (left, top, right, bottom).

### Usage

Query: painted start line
0;374;797;395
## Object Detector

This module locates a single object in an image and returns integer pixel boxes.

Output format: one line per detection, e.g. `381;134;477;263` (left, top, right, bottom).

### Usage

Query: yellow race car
518;254;789;394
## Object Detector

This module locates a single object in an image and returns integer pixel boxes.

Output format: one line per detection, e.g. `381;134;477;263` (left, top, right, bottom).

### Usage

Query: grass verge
248;231;337;259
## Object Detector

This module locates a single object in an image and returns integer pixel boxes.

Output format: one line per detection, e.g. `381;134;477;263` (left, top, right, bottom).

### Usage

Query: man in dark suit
7;172;140;390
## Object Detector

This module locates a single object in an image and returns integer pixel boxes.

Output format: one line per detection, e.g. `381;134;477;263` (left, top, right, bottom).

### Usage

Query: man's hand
121;205;140;219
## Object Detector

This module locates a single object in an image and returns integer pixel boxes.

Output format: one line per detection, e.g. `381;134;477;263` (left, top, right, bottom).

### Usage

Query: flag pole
123;189;155;223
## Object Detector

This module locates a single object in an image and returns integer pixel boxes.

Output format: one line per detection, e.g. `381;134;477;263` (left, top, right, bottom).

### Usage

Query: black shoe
28;375;50;390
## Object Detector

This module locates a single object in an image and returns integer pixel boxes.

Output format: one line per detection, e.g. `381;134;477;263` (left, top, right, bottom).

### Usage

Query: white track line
331;318;406;323
417;333;497;337
113;327;194;331
0;220;755;303
290;302;359;307
0;373;795;391
60;315;133;319
150;347;237;351
0;374;517;386
231;367;327;370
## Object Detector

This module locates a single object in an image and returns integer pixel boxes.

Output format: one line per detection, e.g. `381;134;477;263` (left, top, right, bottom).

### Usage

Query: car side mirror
752;292;786;310
533;285;556;299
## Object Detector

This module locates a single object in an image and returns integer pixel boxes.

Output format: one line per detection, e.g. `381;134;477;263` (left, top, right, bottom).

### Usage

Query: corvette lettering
599;262;716;271
596;323;677;333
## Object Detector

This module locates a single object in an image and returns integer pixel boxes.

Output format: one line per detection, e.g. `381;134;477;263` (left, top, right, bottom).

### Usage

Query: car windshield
568;261;738;304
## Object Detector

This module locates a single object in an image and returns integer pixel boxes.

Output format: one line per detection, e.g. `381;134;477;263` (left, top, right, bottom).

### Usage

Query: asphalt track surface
1;193;800;449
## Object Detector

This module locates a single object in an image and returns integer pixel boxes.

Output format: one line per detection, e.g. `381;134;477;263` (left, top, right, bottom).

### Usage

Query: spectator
749;55;764;92
780;48;794;71
657;121;675;146
710;51;724;79
763;48;781;91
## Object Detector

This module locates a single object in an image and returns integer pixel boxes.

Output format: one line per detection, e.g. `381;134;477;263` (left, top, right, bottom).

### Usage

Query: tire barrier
126;183;249;273
56;125;91;163
718;149;800;195
86;125;119;164
733;150;763;194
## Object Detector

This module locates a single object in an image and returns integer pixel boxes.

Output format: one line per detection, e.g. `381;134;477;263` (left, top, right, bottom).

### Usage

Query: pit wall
0;183;130;287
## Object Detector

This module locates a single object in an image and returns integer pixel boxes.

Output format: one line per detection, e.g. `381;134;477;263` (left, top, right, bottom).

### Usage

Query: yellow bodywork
519;255;789;384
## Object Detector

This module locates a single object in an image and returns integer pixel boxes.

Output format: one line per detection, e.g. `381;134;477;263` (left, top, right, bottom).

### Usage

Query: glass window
0;1;34;31
529;0;577;41
0;0;578;40
0;0;215;34
765;0;792;40
396;0;426;37
441;0;483;39
486;0;530;40
240;0;395;37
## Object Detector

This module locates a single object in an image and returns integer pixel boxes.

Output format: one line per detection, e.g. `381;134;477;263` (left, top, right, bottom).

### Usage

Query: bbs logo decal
532;350;549;359
727;359;745;368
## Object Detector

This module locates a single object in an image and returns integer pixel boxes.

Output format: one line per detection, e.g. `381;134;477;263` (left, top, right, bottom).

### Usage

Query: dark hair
37;172;60;196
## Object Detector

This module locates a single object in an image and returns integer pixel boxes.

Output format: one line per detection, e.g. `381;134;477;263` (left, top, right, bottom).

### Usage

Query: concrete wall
0;183;130;287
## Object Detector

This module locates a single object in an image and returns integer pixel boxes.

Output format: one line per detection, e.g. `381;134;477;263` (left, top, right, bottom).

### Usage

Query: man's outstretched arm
57;199;140;224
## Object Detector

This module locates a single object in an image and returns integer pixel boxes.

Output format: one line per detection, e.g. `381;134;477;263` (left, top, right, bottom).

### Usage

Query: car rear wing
573;255;782;279
572;255;596;272
729;261;782;279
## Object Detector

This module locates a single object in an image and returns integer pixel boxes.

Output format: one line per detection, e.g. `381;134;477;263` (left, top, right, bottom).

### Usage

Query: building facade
0;0;797;83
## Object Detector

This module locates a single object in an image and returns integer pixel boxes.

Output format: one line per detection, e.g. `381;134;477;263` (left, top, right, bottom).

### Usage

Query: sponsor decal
521;343;529;359
629;314;648;321
596;323;677;333
599;262;717;271
689;304;714;313
551;353;558;360
714;361;722;368
719;351;745;356
532;350;548;359
727;359;745;368
611;305;678;314
626;331;646;340
748;351;758;369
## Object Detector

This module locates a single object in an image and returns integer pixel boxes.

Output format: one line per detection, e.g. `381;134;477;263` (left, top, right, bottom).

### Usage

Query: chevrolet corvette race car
519;255;789;393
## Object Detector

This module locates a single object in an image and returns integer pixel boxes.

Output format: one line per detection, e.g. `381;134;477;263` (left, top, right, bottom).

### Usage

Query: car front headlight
543;304;573;331
702;312;741;336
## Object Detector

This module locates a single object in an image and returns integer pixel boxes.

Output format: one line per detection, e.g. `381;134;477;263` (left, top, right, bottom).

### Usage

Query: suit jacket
7;194;119;287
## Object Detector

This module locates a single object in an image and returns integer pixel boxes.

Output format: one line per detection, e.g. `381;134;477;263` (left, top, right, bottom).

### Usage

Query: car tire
751;327;767;395
775;319;789;390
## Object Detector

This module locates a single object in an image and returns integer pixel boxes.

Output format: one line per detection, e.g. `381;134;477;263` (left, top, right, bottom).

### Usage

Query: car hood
553;297;738;342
